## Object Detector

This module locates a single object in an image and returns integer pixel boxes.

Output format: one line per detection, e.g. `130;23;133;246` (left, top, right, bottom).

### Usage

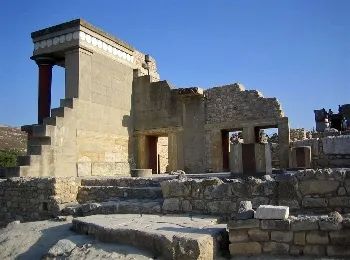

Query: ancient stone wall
292;135;350;168
290;128;306;141
228;214;350;257
204;84;283;126
133;78;183;131
161;168;350;216
0;177;80;224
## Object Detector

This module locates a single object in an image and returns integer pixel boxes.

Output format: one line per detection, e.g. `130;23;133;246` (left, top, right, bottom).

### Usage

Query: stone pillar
243;126;255;143
168;131;184;171
278;118;290;168
136;135;148;169
65;47;93;101
36;57;55;124
210;130;223;172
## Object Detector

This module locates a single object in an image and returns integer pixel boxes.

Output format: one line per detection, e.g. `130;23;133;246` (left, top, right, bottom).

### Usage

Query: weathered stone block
319;220;343;231
247;228;270;242
207;201;236;215
278;199;300;209
162;198;180;212
277;180;299;199
255;205;289;220
299;180;339;195
227;219;260;229
327;245;350;256
252;197;269;209
306;231;329;244
296;169;315;180
236;200;254;220
329;231;350;245
229;242;261;255
294;232;306;245
328;197;350;207
291;218;319;231
261;219;291;230
290;245;303;256
229;230;249;242
338;187;347;196
271;231;293;243
77;162;92;177
304;245;326;256
160;180;191;198
302;198;328;208
263;242;289;254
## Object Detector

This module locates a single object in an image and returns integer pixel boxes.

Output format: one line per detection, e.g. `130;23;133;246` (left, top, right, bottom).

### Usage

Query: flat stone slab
72;214;228;260
255;205;289;220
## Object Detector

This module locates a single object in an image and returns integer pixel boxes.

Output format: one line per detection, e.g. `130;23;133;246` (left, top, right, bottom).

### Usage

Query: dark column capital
35;57;56;66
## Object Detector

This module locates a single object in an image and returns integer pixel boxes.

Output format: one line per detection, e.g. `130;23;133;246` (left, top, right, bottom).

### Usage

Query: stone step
51;107;72;117
17;155;42;166
0;166;31;177
27;145;52;155
77;186;163;203
43;116;64;126
31;124;56;138
60;98;75;108
62;199;164;216
27;136;51;146
71;214;228;260
80;177;169;187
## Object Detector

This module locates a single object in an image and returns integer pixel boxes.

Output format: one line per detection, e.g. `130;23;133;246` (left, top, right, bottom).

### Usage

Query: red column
36;58;54;124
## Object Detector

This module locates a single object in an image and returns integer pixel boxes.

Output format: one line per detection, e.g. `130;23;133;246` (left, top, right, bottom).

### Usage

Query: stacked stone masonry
161;168;350;216
269;135;350;168
0;177;80;224
1;168;350;224
228;214;350;257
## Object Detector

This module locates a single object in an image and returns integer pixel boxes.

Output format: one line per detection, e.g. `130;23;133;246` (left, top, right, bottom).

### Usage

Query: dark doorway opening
147;136;158;174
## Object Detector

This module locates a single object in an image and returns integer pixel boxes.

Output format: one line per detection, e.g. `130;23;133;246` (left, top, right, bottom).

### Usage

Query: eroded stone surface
255;205;289;220
72;214;228;260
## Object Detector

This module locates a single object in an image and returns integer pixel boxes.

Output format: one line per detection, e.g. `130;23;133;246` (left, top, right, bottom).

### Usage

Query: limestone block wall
72;50;134;176
161;168;350;216
0;177;80;224
228;215;350;257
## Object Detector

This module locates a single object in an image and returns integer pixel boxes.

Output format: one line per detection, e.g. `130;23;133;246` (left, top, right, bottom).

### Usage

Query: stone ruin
0;19;350;259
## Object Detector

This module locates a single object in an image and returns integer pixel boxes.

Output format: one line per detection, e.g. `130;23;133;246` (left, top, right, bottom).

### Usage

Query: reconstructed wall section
161;168;350;215
228;214;350;257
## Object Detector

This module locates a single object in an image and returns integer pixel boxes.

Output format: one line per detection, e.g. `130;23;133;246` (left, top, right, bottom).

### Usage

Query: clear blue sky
0;0;349;130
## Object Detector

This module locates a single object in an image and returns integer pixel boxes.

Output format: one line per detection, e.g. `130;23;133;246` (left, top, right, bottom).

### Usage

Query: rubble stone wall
228;214;350;257
290;128;306;141
161;168;350;216
204;84;283;125
293;135;350;168
0;177;80;224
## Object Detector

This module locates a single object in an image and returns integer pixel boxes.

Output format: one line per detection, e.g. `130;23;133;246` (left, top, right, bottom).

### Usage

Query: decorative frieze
33;31;134;63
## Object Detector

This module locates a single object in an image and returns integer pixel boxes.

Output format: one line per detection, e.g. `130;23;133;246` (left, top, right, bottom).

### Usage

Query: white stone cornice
33;31;134;64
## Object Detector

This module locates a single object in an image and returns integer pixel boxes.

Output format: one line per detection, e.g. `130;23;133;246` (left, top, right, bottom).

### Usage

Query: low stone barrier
0;177;80;224
228;212;350;257
160;168;350;216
